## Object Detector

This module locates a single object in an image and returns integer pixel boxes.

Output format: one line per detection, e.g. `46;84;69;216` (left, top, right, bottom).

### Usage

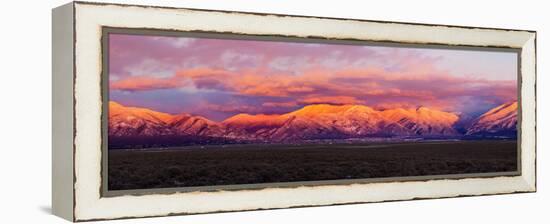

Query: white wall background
0;0;546;223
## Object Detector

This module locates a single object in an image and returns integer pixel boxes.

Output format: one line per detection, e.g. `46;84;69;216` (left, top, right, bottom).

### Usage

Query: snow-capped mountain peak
108;101;518;145
466;101;518;136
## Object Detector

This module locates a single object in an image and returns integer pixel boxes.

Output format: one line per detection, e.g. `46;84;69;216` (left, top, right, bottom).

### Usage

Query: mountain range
465;101;518;136
108;101;518;148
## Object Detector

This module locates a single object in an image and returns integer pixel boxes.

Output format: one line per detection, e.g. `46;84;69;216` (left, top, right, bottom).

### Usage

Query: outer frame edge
52;1;76;222
71;1;537;221
73;1;536;33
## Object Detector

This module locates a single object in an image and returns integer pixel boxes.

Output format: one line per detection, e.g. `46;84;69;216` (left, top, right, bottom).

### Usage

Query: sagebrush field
108;140;517;190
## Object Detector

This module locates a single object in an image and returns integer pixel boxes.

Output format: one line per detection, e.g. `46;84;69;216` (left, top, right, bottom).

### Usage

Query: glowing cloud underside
108;33;518;122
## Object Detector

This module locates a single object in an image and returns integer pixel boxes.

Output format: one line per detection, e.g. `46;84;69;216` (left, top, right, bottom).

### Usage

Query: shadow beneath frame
38;205;52;214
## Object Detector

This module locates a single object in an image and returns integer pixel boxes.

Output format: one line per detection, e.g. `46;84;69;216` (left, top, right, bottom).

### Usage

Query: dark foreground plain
108;140;517;190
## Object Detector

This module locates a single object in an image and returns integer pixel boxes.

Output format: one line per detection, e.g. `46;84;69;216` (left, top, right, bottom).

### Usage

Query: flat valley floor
108;140;518;191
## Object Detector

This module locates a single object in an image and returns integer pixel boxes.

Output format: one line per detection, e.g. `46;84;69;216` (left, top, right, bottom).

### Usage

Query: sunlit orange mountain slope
466;101;518;136
108;101;517;143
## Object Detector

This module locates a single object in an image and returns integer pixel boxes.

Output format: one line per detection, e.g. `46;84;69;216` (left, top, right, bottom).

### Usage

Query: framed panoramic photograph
52;1;536;222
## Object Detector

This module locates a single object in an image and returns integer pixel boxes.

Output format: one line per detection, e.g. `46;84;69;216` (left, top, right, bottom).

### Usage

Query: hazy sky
109;33;518;121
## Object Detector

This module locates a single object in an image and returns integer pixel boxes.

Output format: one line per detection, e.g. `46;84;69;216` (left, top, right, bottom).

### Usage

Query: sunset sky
109;33;518;122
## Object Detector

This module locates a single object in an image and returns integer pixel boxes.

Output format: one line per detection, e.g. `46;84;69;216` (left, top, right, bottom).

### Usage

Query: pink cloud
203;103;264;114
112;66;517;115
300;96;364;105
110;76;182;91
109;34;518;118
262;102;299;108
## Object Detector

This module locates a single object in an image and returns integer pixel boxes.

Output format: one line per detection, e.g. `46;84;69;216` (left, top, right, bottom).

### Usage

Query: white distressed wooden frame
52;1;536;222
